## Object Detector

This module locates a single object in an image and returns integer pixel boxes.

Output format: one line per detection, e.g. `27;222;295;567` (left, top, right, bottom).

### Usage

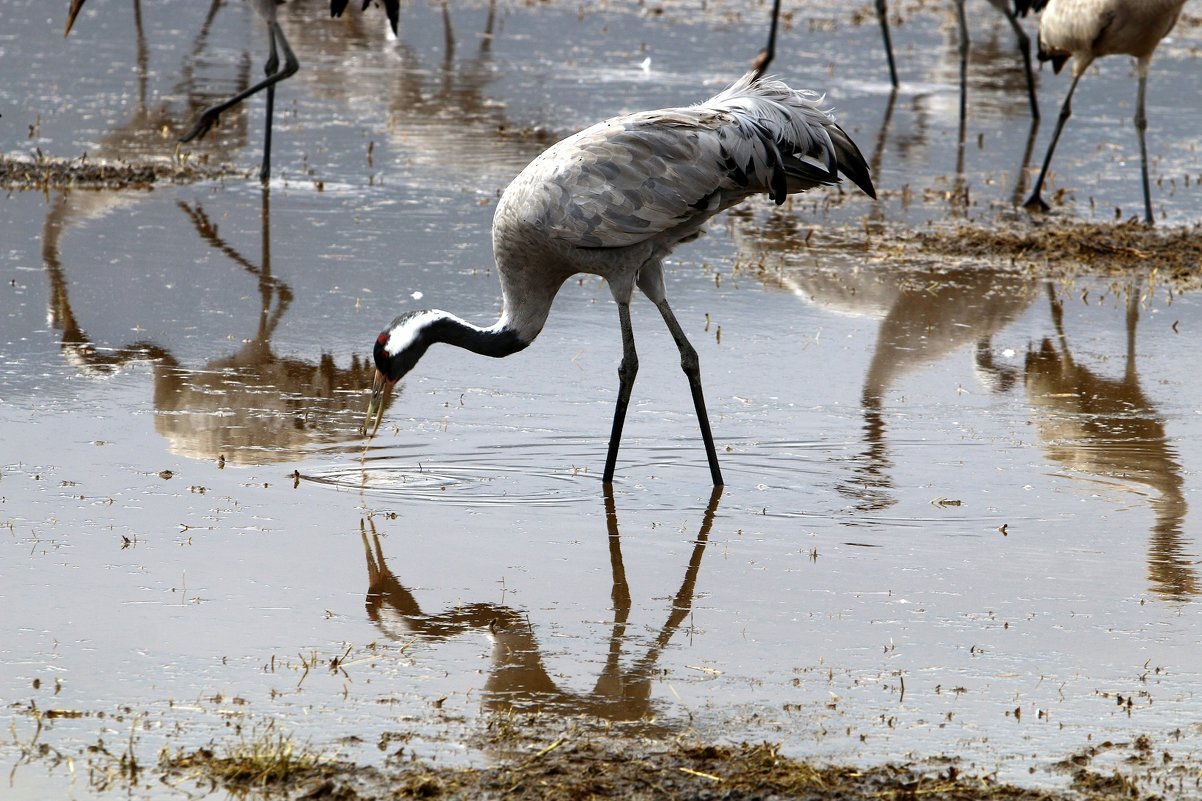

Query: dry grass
910;220;1202;288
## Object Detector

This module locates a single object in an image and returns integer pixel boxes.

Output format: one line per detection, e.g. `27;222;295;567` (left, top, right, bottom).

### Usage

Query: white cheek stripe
385;310;444;356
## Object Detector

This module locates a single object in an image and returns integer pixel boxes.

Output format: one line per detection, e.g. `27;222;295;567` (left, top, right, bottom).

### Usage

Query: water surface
3;1;1201;796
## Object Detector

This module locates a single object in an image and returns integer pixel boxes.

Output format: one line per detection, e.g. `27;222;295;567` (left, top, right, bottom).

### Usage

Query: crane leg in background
179;20;299;178
1000;6;1040;119
1134;63;1154;225
1024;69;1084;214
876;0;899;88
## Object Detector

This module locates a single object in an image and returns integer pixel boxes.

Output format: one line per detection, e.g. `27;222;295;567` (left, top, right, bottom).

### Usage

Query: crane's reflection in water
361;486;722;726
733;206;1194;598
1025;283;1194;600
42;187;376;465
734;207;1037;512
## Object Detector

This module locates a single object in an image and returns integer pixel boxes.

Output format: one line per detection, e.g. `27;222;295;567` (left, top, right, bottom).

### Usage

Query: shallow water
3;0;1202;796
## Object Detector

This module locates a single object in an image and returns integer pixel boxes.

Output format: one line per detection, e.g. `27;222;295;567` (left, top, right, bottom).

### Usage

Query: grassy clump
163;730;338;791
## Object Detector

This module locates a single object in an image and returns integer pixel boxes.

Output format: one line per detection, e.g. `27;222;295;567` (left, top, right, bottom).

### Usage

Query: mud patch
907;220;1202;287
1;154;243;190
163;731;1192;801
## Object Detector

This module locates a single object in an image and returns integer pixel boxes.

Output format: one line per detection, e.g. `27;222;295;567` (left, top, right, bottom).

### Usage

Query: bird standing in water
65;0;303;183
65;0;400;182
366;73;876;486
1022;0;1186;223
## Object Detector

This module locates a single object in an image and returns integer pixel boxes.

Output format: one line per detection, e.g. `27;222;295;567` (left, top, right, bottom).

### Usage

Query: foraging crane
1021;0;1185;224
753;1;1039;119
366;73;876;486
64;1;398;182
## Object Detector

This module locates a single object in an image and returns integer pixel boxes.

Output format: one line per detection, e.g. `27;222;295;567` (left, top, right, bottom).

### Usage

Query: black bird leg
603;302;639;484
180;19;299;181
654;299;724;487
876;0;899;88
1025;69;1085;214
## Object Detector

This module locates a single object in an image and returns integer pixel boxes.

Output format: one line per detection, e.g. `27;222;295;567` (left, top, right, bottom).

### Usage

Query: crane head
363;311;438;438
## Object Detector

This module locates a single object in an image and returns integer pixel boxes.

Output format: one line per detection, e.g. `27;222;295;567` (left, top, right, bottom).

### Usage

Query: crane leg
955;0;968;135
876;0;898;88
654;299;724;487
1134;65;1154;225
1024;70;1083;214
260;25;281;183
751;0;782;80
179;20;299;171
602;302;639;484
1000;6;1039;119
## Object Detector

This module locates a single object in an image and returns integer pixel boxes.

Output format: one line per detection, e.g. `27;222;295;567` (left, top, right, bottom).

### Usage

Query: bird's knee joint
678;345;699;374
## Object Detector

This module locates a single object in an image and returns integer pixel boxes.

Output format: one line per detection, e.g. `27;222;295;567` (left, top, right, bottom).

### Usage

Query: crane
1021;0;1186;224
365;72;876;486
64;1;398;182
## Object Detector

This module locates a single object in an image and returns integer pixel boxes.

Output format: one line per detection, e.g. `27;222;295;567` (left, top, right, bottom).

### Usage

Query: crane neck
425;311;529;359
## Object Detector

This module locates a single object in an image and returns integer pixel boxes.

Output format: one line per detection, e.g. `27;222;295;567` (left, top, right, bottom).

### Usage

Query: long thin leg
955;0;968;137
654;299;724;487
1000;5;1040;119
751;0;782;80
1024;69;1084;213
876;0;899;88
1134;61;1154;225
1010;115;1040;204
259;25;281;183
179;20;299;163
602;302;638;484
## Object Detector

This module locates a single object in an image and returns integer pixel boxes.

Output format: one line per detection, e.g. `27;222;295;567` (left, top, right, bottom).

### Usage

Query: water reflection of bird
41;188;374;464
1022;0;1186;224
756;252;1035;511
755;1;1039;119
360;486;721;722
1025;284;1194;599
66;0;304;183
367;73;877;487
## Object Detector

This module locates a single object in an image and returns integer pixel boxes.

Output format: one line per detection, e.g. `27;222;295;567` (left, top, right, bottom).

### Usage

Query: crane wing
508;73;874;250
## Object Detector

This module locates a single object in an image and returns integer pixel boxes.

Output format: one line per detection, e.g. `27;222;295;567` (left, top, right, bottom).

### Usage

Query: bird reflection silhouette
734;211;1036;511
361;486;722;725
1024;284;1194;599
41;187;375;464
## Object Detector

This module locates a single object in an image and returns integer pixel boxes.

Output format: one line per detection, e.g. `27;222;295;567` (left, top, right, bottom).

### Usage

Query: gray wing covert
533;111;737;249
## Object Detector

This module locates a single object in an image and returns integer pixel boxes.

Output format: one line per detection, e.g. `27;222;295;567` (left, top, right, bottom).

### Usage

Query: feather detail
499;72;875;251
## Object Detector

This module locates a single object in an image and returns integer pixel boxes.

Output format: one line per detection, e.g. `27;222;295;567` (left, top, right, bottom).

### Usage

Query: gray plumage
367;73;876;486
1023;0;1186;223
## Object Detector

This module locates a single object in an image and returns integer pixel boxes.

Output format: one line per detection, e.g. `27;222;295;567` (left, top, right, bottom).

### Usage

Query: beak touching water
363;369;391;438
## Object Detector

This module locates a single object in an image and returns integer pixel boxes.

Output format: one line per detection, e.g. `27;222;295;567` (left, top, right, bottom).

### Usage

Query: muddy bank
1;153;245;190
163;728;1199;800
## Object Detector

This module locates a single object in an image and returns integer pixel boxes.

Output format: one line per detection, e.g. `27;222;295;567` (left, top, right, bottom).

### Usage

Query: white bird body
1037;0;1184;68
1023;0;1186;222
368;73;876;485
